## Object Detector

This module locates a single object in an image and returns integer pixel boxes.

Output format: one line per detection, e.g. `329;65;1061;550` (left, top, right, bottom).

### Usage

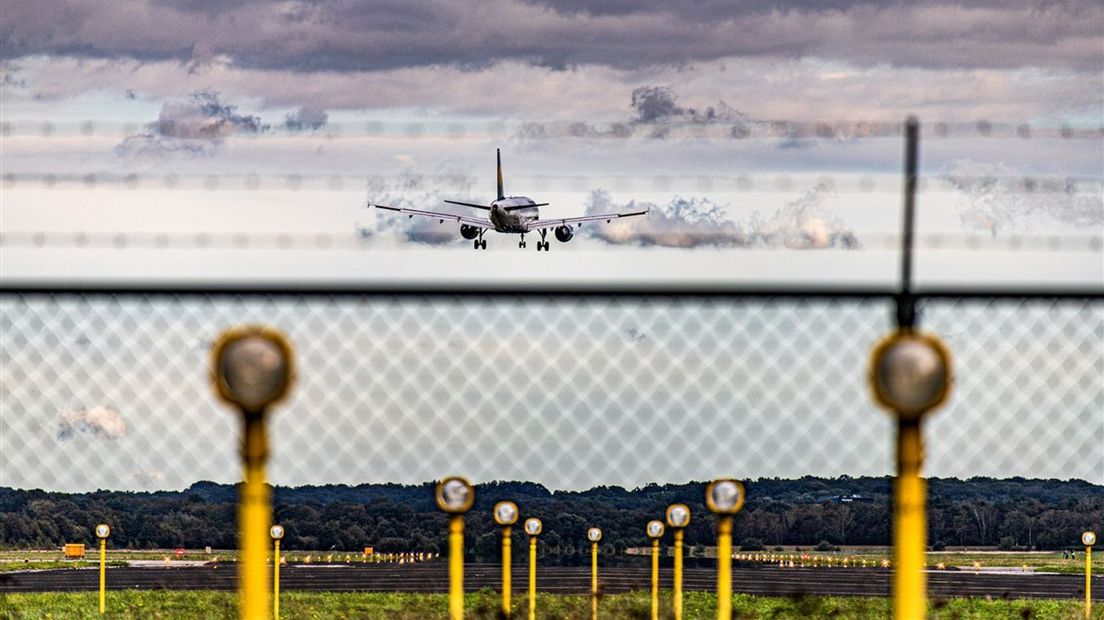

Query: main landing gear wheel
536;241;550;251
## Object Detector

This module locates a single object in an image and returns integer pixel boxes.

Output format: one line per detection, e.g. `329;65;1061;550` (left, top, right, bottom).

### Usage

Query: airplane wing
370;203;493;229
525;210;647;231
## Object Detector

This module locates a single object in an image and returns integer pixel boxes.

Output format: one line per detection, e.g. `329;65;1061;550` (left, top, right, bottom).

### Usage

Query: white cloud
57;405;127;441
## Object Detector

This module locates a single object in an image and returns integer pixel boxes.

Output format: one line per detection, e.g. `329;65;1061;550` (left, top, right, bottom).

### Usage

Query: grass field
0;590;1100;619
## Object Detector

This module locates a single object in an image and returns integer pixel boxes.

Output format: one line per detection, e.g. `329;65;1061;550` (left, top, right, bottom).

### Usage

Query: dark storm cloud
2;0;1100;72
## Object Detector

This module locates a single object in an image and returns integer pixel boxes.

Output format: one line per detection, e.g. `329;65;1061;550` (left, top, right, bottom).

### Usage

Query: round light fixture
705;478;746;515
666;503;691;528
587;527;602;543
870;331;952;419
435;476;475;514
494;501;519;526
95;524;111;539
524;518;543;537
647;520;665;539
211;326;294;413
270;525;285;540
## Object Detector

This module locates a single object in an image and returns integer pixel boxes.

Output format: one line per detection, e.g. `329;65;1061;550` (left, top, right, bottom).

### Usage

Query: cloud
582;183;860;249
134;469;167;487
283;106;328;131
630;86;748;125
947;160;1104;236
57;405;127;441
367;172;480;245
114;90;265;163
3;1;1100;74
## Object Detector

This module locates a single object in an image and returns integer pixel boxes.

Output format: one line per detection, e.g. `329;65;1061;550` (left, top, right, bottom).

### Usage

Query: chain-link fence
2;293;1100;494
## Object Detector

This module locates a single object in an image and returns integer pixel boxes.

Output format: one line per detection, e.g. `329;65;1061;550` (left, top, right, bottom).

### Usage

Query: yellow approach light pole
646;520;666;620
705;478;746;620
211;326;295;620
493;501;519;618
1083;531;1096;619
270;525;285;620
587;527;602;620
436;477;476;620
95;524;110;614
869;330;952;620
666;504;691;620
524;517;542;620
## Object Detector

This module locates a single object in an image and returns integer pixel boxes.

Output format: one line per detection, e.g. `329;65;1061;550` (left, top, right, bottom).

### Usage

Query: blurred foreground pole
211;326;295;620
435;477;475;620
870;118;953;620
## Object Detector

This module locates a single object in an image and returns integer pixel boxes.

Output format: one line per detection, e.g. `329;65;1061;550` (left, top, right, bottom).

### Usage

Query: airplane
369;149;647;250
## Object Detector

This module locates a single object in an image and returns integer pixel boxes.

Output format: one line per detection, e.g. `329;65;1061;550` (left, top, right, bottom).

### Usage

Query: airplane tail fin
496;148;505;201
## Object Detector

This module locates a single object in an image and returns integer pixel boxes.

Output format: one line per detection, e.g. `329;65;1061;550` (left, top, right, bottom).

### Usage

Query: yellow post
591;542;599;620
651;538;660;620
717;516;732;620
894;419;925;620
1086;546;1092;620
449;514;464;620
241;416;271;620
673;528;684;620
273;539;280;620
502;526;512;619
98;538;106;614
528;536;537;620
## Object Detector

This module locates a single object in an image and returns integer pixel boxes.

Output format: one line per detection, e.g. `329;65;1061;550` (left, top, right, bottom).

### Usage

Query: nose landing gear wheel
473;239;487;250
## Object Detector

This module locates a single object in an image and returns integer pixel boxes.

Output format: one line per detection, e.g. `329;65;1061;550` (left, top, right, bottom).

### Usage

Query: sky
0;1;1102;491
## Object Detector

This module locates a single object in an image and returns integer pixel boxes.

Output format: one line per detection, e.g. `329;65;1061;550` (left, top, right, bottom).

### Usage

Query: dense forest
1;477;1099;565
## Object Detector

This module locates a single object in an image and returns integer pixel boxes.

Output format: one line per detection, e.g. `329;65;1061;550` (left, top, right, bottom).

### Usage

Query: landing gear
472;230;487;250
519;234;526;249
536;229;550;251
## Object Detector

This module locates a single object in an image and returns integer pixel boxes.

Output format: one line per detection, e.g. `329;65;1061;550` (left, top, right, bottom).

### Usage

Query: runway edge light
705;478;746;620
435;476;475;620
494;501;519;618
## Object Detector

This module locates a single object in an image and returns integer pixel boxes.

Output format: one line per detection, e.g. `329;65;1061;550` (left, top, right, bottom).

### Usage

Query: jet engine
554;225;574;243
460;224;480;240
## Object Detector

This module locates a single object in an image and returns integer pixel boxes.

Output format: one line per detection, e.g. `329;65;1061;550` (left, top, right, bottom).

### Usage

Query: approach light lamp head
524;518;543;537
95;524;111;539
705;478;746;515
1084;531;1097;547
270;525;285;540
211;325;294;415
493;501;519;526
587;527;603;543
646;520;666;539
869;330;952;420
666;503;691;529
435;476;475;514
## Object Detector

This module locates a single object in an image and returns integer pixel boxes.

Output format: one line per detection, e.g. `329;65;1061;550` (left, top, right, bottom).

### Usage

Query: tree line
1;476;1099;565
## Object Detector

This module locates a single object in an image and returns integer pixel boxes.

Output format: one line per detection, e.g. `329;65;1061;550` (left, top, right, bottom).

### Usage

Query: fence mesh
2;293;1100;494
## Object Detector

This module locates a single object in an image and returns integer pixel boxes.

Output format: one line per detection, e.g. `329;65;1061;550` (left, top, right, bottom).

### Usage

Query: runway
2;563;1100;600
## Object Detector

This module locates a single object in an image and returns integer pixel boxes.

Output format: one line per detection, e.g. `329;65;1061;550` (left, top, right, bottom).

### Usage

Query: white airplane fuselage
489;197;540;233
